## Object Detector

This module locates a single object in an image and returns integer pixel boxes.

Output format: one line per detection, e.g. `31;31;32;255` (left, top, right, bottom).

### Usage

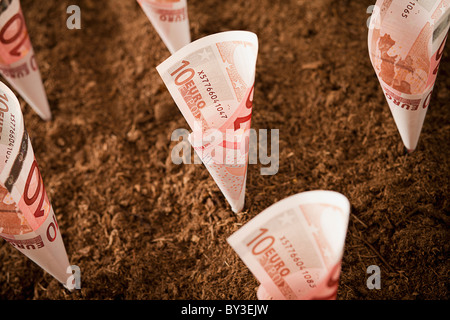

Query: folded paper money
0;81;72;289
137;0;191;54
227;191;351;300
157;31;258;213
369;0;449;152
0;0;52;120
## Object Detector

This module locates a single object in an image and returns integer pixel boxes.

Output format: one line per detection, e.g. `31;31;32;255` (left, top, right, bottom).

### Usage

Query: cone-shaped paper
188;125;250;213
0;0;51;121
137;0;191;54
0;81;71;288
227;191;351;300
368;0;449;152
157;31;258;213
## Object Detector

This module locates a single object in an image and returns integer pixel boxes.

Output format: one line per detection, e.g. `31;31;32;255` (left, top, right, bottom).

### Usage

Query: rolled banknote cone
227;191;351;300
368;0;449;152
137;0;191;54
0;0;51;121
188;125;249;213
0;81;72;288
157;31;258;213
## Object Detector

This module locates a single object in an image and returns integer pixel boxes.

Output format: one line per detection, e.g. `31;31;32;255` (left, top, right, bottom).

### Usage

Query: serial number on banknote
198;70;227;118
5;114;16;163
402;1;417;19
279;236;317;288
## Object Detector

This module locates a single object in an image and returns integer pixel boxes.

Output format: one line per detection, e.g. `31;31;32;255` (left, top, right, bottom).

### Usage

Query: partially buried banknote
0;81;72;288
227;191;350;300
368;0;449;152
157;31;258;213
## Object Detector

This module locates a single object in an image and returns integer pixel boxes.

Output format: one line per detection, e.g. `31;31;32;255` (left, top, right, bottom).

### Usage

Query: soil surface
0;0;448;300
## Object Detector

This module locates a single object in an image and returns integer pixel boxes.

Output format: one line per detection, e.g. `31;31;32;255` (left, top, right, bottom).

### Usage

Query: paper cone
0;0;51;121
0;81;71;288
157;31;258;213
137;0;191;54
188;124;250;213
368;0;449;152
227;191;351;300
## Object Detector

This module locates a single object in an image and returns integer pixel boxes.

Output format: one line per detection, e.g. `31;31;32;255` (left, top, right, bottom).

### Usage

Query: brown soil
0;0;448;300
